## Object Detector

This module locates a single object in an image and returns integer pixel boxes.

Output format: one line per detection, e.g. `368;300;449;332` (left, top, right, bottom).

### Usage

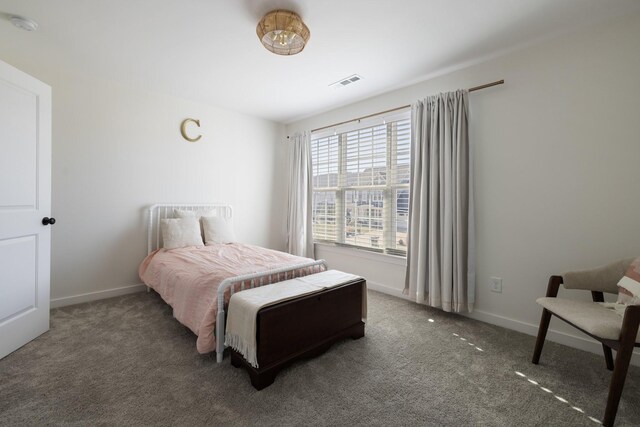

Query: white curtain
404;90;475;312
286;132;315;258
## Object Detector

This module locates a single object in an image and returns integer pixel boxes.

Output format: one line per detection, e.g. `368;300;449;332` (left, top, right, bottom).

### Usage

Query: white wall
286;13;640;358
0;57;288;304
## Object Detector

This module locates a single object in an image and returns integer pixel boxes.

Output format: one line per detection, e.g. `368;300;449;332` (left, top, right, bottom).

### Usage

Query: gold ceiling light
256;10;310;56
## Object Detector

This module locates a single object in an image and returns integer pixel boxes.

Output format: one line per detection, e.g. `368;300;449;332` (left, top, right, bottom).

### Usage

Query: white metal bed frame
146;203;327;363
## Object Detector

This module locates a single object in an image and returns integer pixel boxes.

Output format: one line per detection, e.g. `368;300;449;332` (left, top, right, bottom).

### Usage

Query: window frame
311;110;410;257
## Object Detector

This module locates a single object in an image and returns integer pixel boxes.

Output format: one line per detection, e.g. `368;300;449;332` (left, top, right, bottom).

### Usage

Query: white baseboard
50;279;640;366
367;281;640;366
366;280;409;300
50;283;147;308
366;280;416;302
465;308;640;366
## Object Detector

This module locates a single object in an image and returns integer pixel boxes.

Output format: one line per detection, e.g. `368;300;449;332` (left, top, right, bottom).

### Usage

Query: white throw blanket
600;302;628;317
225;270;366;368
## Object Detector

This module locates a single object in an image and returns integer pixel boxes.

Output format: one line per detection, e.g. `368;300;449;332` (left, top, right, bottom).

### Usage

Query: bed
139;203;327;362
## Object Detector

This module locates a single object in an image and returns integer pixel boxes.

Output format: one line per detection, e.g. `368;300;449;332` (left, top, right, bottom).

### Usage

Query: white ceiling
0;0;639;123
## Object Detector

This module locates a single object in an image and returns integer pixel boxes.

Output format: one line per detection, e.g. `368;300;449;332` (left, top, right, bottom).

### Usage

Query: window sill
314;242;407;267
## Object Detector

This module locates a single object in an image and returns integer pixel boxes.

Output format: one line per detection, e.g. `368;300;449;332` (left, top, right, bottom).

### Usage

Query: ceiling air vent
329;74;363;89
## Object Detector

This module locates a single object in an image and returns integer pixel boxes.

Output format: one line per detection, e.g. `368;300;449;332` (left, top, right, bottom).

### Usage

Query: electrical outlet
490;277;502;293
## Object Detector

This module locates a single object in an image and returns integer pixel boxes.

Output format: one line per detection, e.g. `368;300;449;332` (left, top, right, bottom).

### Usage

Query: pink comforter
139;243;317;354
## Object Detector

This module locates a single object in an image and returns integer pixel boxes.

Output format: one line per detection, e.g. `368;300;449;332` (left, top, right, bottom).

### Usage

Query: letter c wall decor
180;118;202;142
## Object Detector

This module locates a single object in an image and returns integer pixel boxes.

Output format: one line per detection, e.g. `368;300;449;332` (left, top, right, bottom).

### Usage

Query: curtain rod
287;79;504;137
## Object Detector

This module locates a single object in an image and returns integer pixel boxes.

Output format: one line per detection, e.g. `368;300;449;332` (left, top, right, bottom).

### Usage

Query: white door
0;59;52;359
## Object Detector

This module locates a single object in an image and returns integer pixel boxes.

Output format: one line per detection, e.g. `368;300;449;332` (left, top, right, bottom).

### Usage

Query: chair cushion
537;297;640;342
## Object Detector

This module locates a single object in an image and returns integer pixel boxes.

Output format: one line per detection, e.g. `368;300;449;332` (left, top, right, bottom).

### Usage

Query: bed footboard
230;278;366;390
215;259;327;363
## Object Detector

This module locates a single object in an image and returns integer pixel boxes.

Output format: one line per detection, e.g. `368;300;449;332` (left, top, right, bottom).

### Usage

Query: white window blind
311;111;410;256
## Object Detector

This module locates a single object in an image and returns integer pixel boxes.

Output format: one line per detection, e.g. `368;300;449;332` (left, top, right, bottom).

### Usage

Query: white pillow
173;209;217;240
160;218;204;249
173;208;216;219
202;216;237;244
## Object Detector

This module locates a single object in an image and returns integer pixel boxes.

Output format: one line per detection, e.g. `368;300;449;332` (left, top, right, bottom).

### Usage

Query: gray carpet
1;290;639;426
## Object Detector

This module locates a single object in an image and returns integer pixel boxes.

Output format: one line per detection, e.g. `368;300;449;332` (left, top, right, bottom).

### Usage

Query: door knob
42;217;56;226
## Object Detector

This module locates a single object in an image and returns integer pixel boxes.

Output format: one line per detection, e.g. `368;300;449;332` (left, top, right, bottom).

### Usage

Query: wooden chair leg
603;342;634;426
532;308;552;364
602;344;614;371
603;305;640;427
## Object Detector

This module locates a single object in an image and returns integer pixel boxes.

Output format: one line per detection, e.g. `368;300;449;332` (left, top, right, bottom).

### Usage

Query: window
311;111;410;256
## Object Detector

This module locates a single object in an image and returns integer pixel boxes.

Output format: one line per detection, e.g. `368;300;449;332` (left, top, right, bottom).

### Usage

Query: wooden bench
229;278;366;390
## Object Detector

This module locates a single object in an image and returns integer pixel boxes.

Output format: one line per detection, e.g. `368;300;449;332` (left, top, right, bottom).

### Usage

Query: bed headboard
147;203;233;254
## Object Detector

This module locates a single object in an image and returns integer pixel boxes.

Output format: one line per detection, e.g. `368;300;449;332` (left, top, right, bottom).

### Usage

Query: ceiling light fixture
9;15;38;32
256;10;310;56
